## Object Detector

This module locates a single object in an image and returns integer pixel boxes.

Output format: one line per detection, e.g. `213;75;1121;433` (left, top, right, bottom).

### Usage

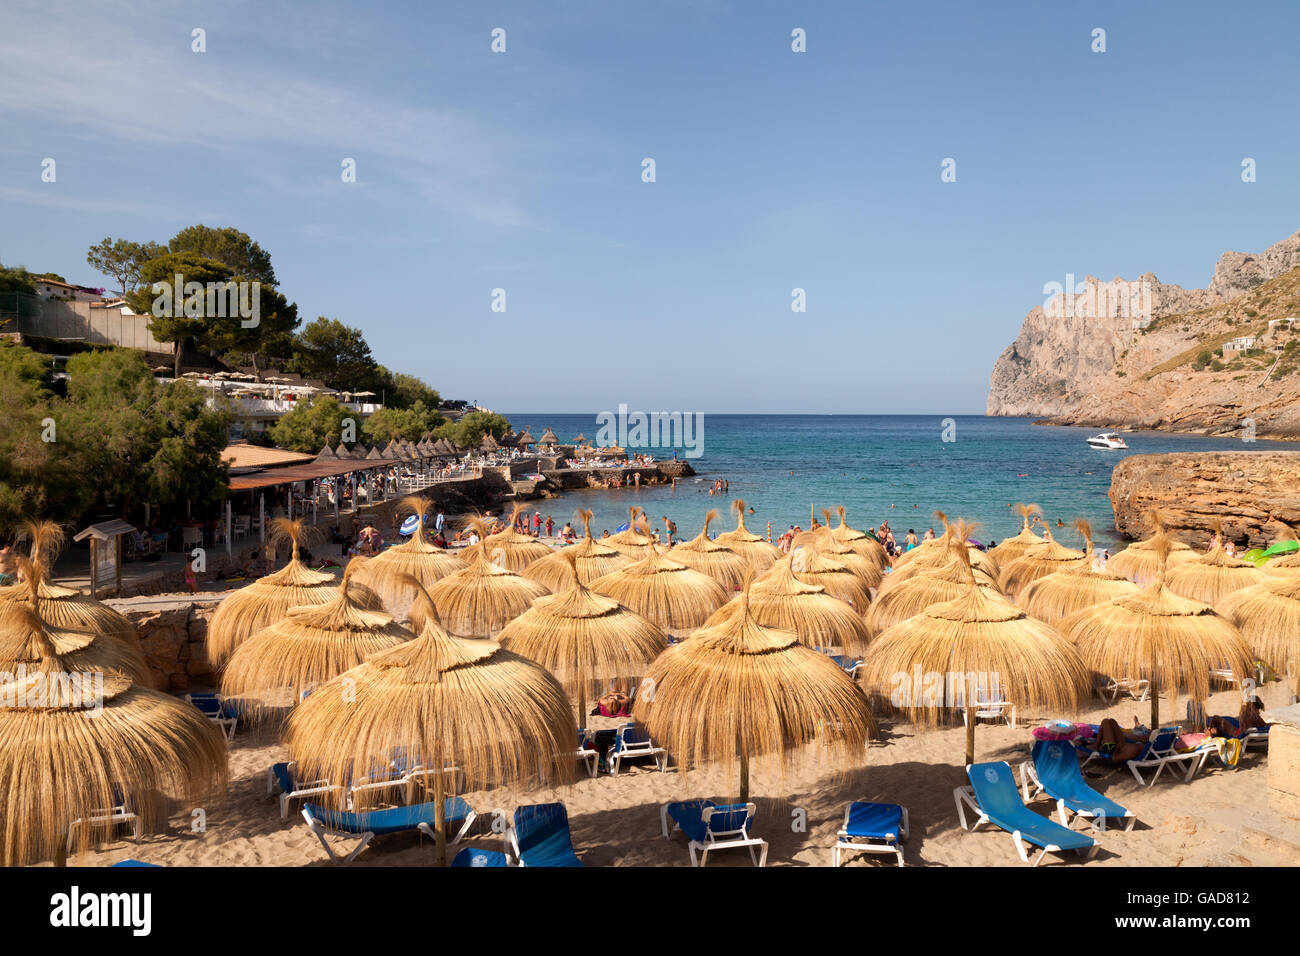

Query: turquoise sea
502;415;1300;551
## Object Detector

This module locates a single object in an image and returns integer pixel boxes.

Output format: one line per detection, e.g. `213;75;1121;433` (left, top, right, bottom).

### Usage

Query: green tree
0;344;63;528
361;400;444;443
85;238;166;295
388;372;442;410
203;285;300;378
288;317;381;392
434;410;511;448
128;252;234;377
269;395;353;454
0;263;38;295
168;224;277;287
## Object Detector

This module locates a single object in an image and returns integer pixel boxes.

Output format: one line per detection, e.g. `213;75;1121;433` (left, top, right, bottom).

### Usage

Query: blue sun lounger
302;798;477;864
452;847;509;867
1020;740;1135;831
954;761;1097;866
507;803;584;867
832;801;908;866
661;799;768;867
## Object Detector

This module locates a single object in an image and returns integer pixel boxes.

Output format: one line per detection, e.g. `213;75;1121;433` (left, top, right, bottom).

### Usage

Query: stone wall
109;598;220;692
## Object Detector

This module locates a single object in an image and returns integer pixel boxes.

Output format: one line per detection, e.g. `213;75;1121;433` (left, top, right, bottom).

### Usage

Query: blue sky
2;0;1298;414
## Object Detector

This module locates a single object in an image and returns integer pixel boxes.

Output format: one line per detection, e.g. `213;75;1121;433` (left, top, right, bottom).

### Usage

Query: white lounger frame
1126;744;1212;786
607;727;667;776
185;693;237;741
267;762;341;820
68;797;141;852
832;805;908;866
1018;761;1136;832
302;805;476;865
953;786;1098;867
660;801;769;867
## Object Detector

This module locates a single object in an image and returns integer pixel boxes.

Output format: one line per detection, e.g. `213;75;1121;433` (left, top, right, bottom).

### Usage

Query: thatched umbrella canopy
865;529;1004;637
703;557;873;656
348;497;467;620
987;503;1044;567
1166;521;1262;606
426;518;550;637
633;577;875;801
0;572;227;866
590;542;728;635
809;509;884;590
1216;572;1300;693
0;522;151;685
713;499;782;573
997;528;1088;600
522;509;631;590
1260;525;1300;576
1064;542;1254;729
285;581;576;865
859;547;1091;765
207;518;383;667
605;508;655;557
667;509;749;591
465;503;552;571
880;511;1001;588
1106;510;1198;586
786;549;873;613
1018;520;1139;625
220;559;415;720
499;552;667;721
829;507;890;571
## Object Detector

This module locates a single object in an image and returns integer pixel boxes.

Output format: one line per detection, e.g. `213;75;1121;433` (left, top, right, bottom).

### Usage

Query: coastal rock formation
988;229;1300;437
107;597;220;691
1109;452;1300;548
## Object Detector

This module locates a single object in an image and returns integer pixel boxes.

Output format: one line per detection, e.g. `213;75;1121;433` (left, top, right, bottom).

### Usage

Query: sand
71;678;1300;868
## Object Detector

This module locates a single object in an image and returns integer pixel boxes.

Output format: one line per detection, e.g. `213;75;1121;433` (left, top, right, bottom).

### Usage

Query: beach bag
1215;737;1243;767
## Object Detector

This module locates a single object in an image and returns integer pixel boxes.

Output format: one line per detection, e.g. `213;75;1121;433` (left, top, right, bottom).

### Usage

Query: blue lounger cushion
452;847;508;867
1031;740;1128;821
513;803;583;867
844;802;904;840
111;859;159;867
666;800;751;843
304;798;472;836
967;762;1094;853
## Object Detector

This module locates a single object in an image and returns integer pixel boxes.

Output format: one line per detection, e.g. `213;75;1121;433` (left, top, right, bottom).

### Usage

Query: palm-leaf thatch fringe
463;503;552;571
589;542;728;635
987;503;1044;567
809;509;884;589
498;551;667;720
997;528;1088;599
605;508;655;557
865;550;1002;637
879;512;1000;592
1216;572;1300;692
633;577;875;801
347;497;466;619
859;545;1090;765
284;579;576;865
0;573;226;866
1064;541;1253;728
207;517;382;667
220;559;415;720
1105;510;1198;587
830;507;889;571
521;509;631;590
703;557;873;656
1165;520;1261;606
426;518;550;637
713;499;782;573
785;548;874;613
1018;520;1139;624
666;509;749;591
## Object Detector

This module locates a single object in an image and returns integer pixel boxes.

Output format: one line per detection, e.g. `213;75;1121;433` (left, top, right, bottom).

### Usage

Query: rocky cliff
988;230;1300;437
1109;451;1300;548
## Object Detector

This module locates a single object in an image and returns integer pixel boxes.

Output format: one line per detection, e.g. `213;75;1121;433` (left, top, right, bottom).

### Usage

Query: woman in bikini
1087;717;1147;762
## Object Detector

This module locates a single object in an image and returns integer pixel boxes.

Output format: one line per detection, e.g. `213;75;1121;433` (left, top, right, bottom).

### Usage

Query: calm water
501;415;1300;551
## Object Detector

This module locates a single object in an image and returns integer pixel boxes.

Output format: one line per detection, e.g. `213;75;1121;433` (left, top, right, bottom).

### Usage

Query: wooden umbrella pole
433;773;447;867
1151;678;1160;731
739;748;750;803
965;703;977;767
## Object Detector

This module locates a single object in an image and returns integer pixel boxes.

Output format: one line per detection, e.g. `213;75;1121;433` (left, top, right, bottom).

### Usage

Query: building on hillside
32;276;107;302
1222;335;1258;360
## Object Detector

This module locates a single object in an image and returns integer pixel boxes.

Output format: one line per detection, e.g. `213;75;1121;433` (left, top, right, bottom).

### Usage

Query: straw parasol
522;509;632;590
859;545;1091;765
713;499;782;573
1018;520;1139;624
464;503;552;571
1105;510;1199;586
829;507;890;571
1165;521;1261;606
879;512;1001;590
605;508;655;557
284;579;576;865
809;509;884;590
633;576;875;801
1064;541;1254;729
786;549;873;613
1260;524;1300;576
348;496;467;620
1216;572;1300;693
426;517;550;637
589;541;728;635
702;556;873;656
220;559;415;720
207;518;383;667
0;566;227;866
667;509;749;591
0;521;152;685
499;551;667;722
987;503;1044;567
997;528;1088;600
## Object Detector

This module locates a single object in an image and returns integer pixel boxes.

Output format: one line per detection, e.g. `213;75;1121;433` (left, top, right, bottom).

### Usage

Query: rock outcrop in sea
988;229;1300;438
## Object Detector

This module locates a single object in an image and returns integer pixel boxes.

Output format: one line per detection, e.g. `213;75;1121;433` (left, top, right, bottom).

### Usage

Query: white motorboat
1086;431;1128;450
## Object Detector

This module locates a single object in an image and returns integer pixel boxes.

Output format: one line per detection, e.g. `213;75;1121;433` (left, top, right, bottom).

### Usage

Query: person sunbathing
1085;717;1147;762
595;686;632;717
1209;698;1266;737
